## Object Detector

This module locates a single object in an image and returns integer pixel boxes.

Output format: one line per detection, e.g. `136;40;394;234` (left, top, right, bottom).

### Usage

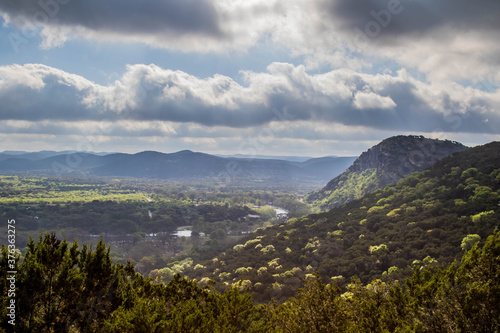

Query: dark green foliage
1;230;499;332
269;275;349;332
0;233;127;332
0;233;268;333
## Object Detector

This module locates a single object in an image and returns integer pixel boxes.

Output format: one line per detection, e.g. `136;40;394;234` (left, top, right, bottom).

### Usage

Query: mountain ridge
305;135;468;211
0;149;356;186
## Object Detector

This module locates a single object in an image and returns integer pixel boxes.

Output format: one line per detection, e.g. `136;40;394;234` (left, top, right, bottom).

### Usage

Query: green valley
1;136;499;332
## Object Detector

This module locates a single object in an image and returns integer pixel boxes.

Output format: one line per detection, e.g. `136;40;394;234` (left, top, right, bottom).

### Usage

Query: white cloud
353;91;396;110
1;63;499;135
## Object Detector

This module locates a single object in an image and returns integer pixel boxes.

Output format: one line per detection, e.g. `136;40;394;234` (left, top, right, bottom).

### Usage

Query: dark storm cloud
325;0;500;36
0;81;96;121
0;0;222;37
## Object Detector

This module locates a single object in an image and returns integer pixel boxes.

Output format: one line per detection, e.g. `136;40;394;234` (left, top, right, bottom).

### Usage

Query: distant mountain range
215;154;331;162
0;136;469;193
0;150;113;160
305;135;468;210
0;149;356;185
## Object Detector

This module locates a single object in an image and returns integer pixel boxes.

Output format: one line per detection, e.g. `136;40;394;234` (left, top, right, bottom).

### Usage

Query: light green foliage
367;204;389;214
387;266;398;274
369;244;389;255
461;167;479;179
280;270;295;278
235;267;253;275
151;258;193;283
386;208;402;217
261;245;275;254
461;234;481;251
472;186;499;202
154;267;175;282
0;176;148;204
472;210;495;223
268;258;280;268
257;267;268;276
412;259;422;266
244;238;261;248
272;282;284;291
328;230;343;237
233;244;244;252
232;279;252;291
307;168;381;211
303;238;321;250
422;255;438;266
405;206;417;214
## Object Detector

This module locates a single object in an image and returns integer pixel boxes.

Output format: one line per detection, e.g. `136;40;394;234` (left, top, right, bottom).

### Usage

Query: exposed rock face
306;135;468;211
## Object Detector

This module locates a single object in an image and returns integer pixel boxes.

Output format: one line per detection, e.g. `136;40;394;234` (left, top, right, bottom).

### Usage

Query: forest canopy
1;229;499;332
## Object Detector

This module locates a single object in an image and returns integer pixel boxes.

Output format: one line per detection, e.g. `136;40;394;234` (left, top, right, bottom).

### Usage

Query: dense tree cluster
1;230;498;332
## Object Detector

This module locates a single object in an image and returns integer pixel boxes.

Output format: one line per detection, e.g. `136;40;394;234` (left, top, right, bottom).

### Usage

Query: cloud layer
0;0;499;155
2;0;499;82
0;63;498;133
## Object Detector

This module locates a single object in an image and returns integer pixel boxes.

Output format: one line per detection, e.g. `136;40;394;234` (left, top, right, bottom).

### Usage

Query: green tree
454;229;500;332
271;275;348;332
461;234;481;251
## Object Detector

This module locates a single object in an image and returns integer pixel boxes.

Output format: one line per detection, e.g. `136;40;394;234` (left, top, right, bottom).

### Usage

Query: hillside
305;135;467;211
183;141;500;303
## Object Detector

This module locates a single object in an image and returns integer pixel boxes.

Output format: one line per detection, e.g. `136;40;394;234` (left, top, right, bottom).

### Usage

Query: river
173;206;289;237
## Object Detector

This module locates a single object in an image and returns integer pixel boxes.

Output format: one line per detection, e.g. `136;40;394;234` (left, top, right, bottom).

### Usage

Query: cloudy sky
0;0;499;157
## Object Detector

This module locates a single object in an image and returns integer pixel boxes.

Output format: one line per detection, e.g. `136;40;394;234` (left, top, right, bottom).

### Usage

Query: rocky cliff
305;135;468;211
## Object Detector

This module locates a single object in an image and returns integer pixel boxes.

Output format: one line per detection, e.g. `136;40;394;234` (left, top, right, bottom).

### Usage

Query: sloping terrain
185;142;500;302
305;135;467;211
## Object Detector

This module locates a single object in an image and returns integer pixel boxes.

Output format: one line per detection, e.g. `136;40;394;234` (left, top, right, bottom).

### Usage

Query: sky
0;0;499;157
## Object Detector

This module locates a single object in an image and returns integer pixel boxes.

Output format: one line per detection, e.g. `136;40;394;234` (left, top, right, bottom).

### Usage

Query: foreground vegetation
1;230;499;332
